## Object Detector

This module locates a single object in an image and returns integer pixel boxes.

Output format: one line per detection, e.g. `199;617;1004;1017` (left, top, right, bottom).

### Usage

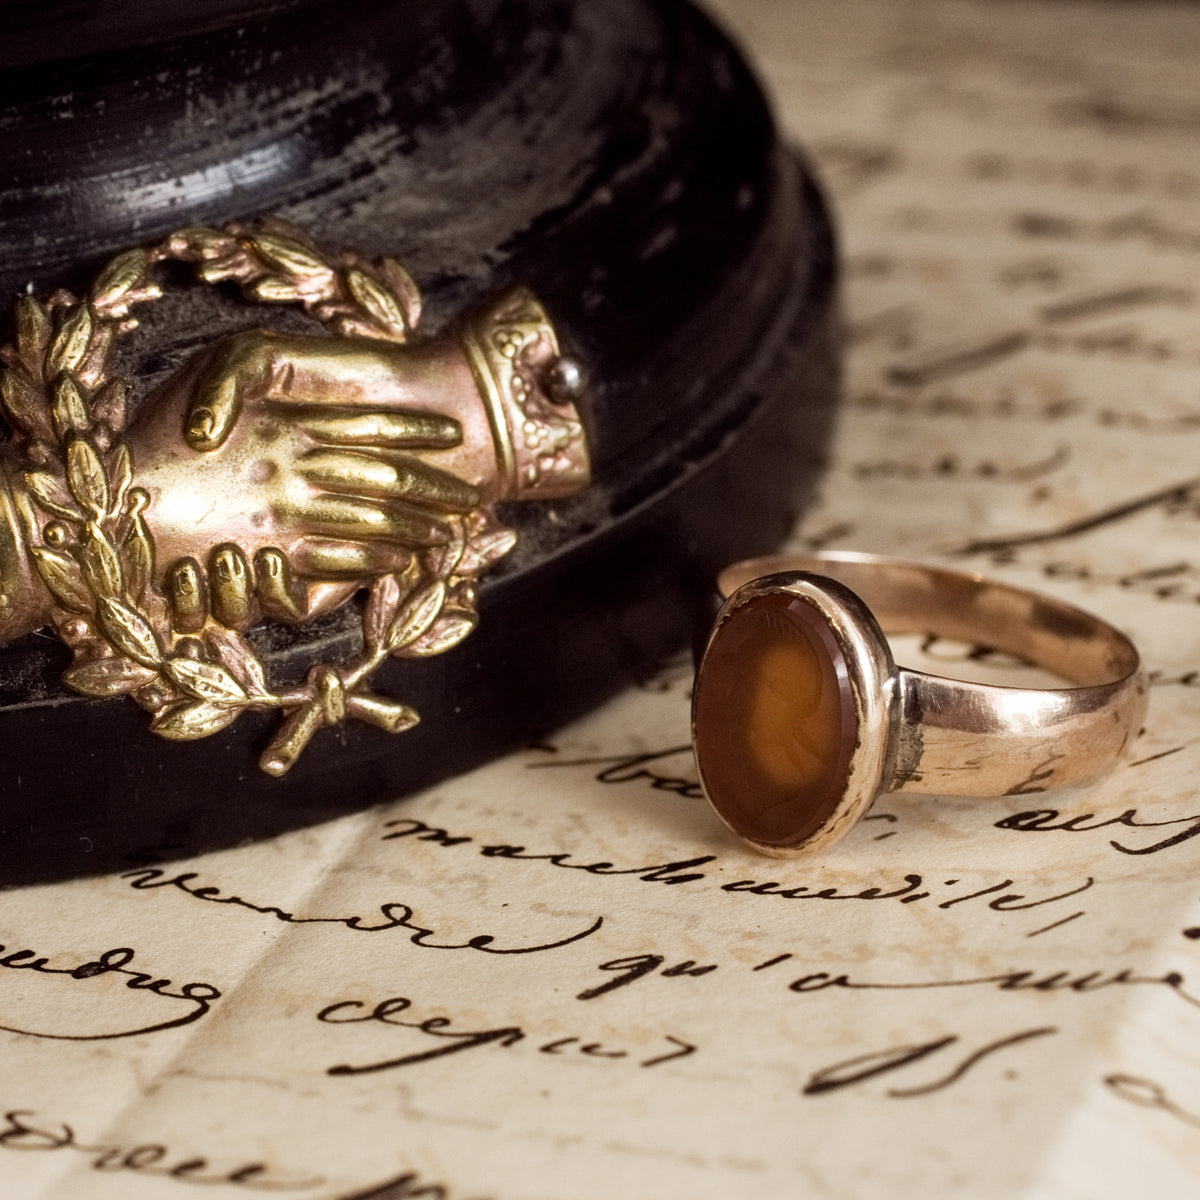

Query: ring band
691;551;1148;857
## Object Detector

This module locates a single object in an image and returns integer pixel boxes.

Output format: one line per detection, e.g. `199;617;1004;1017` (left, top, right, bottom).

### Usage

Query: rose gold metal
697;551;1148;856
460;287;590;500
128;296;584;621
0;219;593;773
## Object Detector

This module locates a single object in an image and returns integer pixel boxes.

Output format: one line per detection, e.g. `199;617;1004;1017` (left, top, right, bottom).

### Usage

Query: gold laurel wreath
0;219;516;774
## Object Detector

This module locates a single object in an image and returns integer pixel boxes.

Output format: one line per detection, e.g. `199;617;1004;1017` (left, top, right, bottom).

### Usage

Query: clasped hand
129;329;483;628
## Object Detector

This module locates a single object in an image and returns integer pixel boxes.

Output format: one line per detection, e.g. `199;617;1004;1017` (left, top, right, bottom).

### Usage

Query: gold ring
691;551;1148;857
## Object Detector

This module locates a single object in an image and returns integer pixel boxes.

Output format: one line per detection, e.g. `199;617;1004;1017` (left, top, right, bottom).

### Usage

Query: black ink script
575;954;720;1001
0;1107;318;1191
526;744;705;799
784;963;1200;1013
1104;1074;1200;1131
0;941;219;1040
802;1026;1057;1098
720;872;1094;922
337;1168;468;1200
381;817;714;887
121;869;601;955
318;995;695;1077
382;818;1093;933
997;806;1200;855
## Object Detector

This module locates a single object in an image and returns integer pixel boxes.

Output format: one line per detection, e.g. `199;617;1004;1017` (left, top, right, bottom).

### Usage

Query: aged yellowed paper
4;1;1200;1195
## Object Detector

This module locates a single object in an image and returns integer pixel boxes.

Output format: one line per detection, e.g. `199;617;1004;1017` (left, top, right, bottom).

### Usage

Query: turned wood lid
0;0;839;881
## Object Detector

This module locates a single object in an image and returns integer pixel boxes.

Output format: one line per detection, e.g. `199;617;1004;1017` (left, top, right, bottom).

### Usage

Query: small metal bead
61;618;91;642
177;637;206;660
543;355;587;405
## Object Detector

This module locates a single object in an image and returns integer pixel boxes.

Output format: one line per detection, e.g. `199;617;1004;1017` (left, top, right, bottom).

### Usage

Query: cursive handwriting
526;745;704;798
575;954;719;1001
954;474;1200;555
0;941;219;1040
913;634;1033;668
979;558;1200;607
968;147;1200;201
318;995;695;1077
382;818;1095;931
339;1171;466;1200
476;845;712;886
383;817;714;886
121;869;601;955
567;947;1200;1020
852;445;1069;484
0;1107;318;1190
721;873;1094;917
852;383;1200;435
996;806;1200;855
1104;1074;1200;1131
802;1026;1058;1098
784;963;1200;1011
1152;667;1200;688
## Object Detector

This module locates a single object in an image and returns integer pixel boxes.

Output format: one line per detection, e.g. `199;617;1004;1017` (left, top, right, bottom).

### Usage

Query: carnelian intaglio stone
693;591;858;848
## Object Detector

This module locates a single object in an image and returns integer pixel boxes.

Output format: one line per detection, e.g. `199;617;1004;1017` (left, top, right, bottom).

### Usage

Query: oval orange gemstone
693;591;857;848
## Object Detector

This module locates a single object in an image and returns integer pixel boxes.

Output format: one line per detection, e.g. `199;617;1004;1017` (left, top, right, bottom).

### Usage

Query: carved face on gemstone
692;572;895;855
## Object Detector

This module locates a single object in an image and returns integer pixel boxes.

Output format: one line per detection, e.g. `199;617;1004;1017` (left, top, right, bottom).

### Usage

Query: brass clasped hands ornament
0;219;590;774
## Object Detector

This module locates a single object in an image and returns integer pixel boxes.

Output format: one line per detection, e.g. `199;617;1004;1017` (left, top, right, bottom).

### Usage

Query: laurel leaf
249;276;305;303
424;516;466;580
0;369;52;439
14;296;51;371
197;255;246;284
386;580;446;653
66;434;109;516
91;378;130;432
401;611;477;657
63;657;158;698
379;257;421;331
52;374;91;440
457;525;519;575
75;322;115;390
165;656;249;705
123;513;153;600
30;547;92;613
205;627;270;698
24;471;81;521
151;699;241;740
364;574;402;649
47;304;94;376
91;248;151;312
108;441;133;510
346;268;407;335
252;234;332;282
80;522;124;599
97;596;162;667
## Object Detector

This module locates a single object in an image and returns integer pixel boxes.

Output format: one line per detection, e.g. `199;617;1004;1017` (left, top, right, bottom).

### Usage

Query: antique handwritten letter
4;1;1200;1195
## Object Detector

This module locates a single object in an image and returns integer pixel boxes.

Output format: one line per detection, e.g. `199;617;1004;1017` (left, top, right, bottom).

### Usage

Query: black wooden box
0;0;838;881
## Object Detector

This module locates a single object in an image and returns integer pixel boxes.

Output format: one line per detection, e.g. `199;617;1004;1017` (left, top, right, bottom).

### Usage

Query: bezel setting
692;570;900;857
